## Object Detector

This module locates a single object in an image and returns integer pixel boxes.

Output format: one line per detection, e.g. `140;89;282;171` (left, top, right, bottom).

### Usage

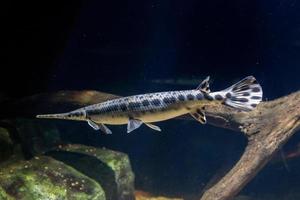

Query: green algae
54;144;135;200
0;156;105;200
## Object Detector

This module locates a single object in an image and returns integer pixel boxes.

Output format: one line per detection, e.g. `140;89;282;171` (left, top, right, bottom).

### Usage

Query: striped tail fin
211;76;263;111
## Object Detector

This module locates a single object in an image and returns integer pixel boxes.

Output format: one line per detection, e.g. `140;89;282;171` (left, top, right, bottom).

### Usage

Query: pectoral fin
190;108;206;124
145;123;161;132
127;119;143;133
88;120;112;134
88;120;100;130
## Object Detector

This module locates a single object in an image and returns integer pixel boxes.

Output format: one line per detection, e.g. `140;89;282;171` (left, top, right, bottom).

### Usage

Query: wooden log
200;91;300;200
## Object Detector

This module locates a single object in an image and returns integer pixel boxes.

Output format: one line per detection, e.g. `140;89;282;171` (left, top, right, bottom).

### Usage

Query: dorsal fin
196;76;210;93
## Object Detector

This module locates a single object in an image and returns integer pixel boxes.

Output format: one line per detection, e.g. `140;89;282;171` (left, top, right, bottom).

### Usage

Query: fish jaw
36;109;86;121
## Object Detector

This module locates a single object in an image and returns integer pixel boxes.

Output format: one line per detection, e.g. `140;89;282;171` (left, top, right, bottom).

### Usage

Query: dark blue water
3;0;300;199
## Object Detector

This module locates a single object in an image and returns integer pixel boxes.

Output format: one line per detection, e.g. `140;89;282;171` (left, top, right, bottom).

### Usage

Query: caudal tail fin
212;76;263;111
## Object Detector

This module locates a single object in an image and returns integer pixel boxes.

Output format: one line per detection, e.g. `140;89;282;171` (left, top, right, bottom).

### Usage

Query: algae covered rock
47;144;135;200
0;127;14;162
0;156;105;200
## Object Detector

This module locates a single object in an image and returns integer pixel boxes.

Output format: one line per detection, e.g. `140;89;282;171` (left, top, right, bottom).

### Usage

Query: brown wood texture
200;91;300;200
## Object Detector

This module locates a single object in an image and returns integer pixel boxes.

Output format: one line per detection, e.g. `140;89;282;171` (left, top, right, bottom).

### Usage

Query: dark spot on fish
73;112;80;117
142;100;150;106
149;95;153;98
236;98;249;102
119;103;127;111
128;102;141;110
106;105;112;112
242;92;250;96
252;87;261;92
178;94;185;101
151;99;161;106
214;94;223;100
163;97;176;104
187;94;195;100
196;93;203;100
138;96;144;100
185;106;192;110
110;105;116;112
112;104;120;111
170;96;177;103
251;103;257;108
204;94;214;101
86;109;101;115
226;93;232;98
163;98;170;104
251;96;261;100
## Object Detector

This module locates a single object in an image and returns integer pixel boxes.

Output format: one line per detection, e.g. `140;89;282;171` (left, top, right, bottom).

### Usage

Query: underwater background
2;0;300;199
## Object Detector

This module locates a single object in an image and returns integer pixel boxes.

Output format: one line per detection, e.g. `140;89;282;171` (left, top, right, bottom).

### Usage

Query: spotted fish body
84;89;209;124
37;76;263;134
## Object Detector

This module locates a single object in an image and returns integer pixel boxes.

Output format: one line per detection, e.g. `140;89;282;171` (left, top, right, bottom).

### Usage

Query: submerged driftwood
200;91;300;200
1;90;300;200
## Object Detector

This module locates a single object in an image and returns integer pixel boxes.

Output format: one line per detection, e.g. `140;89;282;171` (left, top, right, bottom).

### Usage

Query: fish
36;76;263;134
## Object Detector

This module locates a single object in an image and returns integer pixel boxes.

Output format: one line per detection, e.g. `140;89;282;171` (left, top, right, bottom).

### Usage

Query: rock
47;144;135;200
14;118;62;157
0;156;105;200
0;127;14;162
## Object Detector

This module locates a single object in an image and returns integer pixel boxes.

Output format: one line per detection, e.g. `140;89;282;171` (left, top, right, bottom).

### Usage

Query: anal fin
189;108;206;124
